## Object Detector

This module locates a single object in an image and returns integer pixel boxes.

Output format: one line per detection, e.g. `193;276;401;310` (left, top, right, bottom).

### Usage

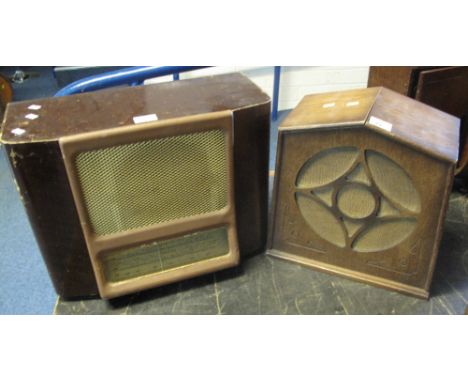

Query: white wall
145;66;370;111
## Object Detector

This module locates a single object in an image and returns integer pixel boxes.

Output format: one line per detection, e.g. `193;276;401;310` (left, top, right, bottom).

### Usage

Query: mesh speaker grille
336;184;376;219
296;193;346;248
296;147;359;188
295;146;420;252
75;129;228;236
352;218;417;252
366;150;421;213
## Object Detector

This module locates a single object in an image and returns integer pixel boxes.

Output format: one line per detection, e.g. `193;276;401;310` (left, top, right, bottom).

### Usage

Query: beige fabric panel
75;129;228;236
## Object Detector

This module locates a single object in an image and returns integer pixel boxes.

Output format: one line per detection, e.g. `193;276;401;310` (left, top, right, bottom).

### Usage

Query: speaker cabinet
1;73;271;299
268;87;459;298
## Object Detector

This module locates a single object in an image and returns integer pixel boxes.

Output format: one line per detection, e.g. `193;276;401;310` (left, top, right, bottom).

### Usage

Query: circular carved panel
295;147;420;252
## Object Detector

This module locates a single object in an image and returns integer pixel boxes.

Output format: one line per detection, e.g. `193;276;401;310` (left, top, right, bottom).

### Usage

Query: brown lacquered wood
3;141;98;297
369;88;459;163
1;73;271;299
281;87;379;130
281;87;459;163
368;66;468;178
1;73;269;143
268;87;459;298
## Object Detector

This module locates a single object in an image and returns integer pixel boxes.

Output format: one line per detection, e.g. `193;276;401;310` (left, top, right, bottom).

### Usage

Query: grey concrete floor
54;188;468;315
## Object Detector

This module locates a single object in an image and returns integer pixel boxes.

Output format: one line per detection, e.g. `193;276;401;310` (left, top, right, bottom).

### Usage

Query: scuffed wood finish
4;142;98;297
281;87;459;163
268;87;459;298
1;73;270;143
281;87;379;129
1;73;271;299
370;87;459;164
368;66;468;178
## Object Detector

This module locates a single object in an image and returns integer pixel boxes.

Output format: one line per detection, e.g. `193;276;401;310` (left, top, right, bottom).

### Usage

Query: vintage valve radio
1;73;270;299
268;87;459;298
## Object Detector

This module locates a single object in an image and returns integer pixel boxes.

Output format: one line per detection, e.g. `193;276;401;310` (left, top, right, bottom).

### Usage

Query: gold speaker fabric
296;146;359;188
366;150;421;213
296;193;346;248
75;129;228;236
294;146;419;252
352;218;416;252
336;183;376;219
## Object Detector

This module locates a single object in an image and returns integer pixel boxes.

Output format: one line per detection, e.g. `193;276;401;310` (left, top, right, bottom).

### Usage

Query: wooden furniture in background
0;74;13;120
368;66;468;181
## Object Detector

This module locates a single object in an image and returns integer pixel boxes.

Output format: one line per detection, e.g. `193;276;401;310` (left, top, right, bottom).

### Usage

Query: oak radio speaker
1;73;271;299
268;87;460;298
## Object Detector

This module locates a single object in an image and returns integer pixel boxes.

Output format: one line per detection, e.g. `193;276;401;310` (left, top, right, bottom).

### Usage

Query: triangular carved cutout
346;164;371;186
342;218;364;237
312;187;334;207
378;198;400;217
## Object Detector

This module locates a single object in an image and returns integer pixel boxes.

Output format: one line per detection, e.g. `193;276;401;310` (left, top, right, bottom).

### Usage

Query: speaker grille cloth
75;129;228;236
366;150;421;213
352;218;416;252
296;147;358;188
295;146;420;252
336;184;375;219
296;193;346;248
